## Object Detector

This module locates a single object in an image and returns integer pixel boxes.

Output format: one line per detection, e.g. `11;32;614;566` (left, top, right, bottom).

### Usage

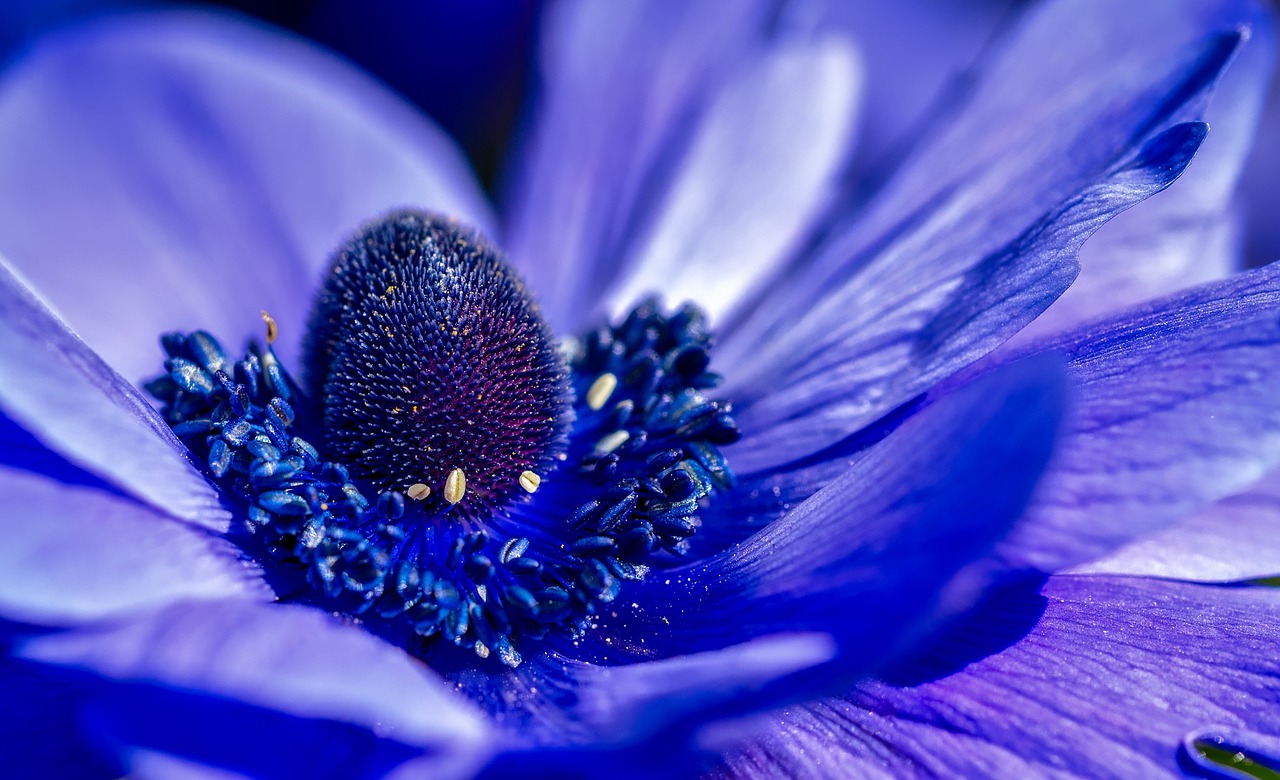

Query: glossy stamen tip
444;468;466;505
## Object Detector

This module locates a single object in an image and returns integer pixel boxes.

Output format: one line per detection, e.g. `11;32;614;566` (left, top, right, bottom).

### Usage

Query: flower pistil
144;210;740;667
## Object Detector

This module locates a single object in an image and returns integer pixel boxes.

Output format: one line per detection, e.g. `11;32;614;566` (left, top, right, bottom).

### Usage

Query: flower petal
1241;51;1280;267
720;0;1260;472
502;0;778;329
0;258;226;529
708;261;1280;573
16;600;492;778
991;262;1280;573
574;633;838;742
595;354;1065;661
1074;467;1280;581
0;10;493;385
0;463;268;625
715;576;1280;778
461;634;838;780
813;0;1011;186
0;656;121;778
1017;9;1274;339
599;34;861;324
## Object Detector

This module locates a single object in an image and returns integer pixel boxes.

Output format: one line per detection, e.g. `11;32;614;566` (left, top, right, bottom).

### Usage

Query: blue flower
1;1;1279;778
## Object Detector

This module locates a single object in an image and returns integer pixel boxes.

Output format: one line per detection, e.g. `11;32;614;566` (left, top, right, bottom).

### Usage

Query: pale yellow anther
586;373;618;411
519;470;541;494
444;468;467;505
406;483;431;501
473;641;490;659
260;310;279;345
595;430;630;454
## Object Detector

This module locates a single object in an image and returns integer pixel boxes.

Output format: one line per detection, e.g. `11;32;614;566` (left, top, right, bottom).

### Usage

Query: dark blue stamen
144;211;738;667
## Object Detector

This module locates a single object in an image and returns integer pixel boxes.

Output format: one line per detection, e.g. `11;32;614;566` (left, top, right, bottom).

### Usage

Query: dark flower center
144;210;739;667
302;212;571;519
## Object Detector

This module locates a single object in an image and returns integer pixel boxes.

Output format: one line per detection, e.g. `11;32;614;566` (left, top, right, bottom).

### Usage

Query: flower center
302;211;571;519
143;210;738;667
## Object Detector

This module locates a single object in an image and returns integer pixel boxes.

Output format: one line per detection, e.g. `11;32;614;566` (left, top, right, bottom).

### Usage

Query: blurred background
2;0;1275;266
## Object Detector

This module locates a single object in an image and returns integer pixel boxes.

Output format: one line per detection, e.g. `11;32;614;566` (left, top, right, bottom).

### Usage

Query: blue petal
573;633;838;742
0;462;268;625
502;0;786;330
991;261;1280;573
0;656;120;778
813;0;1011;187
1240;34;1280;267
446;638;861;772
0;258;227;529
16;600;492;778
461;635;839;779
720;0;1261;473
0;10;494;386
1076;467;1280;581
598;34;861;325
715;261;1280;575
1018;7;1274;339
715;576;1280;777
592;354;1064;662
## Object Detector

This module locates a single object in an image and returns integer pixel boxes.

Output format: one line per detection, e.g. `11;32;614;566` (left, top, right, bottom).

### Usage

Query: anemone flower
2;0;1280;778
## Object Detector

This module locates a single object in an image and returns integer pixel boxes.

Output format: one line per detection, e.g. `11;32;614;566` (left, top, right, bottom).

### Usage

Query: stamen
444;468;467;505
595;430;630;454
260;310;278;345
585;372;618;411
144;215;739;668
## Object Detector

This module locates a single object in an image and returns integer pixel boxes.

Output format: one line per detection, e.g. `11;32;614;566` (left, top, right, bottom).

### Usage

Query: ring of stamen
144;216;739;667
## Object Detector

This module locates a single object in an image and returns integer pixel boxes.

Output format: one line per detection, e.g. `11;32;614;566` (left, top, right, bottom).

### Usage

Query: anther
444;468;467;505
595;430;630;454
260;310;278;345
146;238;737;668
586;373;618;411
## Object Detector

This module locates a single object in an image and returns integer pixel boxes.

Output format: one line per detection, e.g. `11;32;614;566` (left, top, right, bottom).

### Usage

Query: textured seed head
304;211;572;518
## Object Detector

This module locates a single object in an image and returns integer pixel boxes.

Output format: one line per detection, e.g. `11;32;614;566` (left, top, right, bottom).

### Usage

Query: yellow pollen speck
586;373;618;411
406;483;431;500
474;642;490;659
260;310;278;344
595;429;629;454
519;471;541;493
444;468;467;504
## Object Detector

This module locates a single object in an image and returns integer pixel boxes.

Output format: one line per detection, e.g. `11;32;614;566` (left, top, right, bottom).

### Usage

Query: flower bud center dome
303;211;571;518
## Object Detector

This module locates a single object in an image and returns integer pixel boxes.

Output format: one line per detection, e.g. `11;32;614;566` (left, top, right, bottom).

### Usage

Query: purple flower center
302;211;572;519
144;211;740;666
